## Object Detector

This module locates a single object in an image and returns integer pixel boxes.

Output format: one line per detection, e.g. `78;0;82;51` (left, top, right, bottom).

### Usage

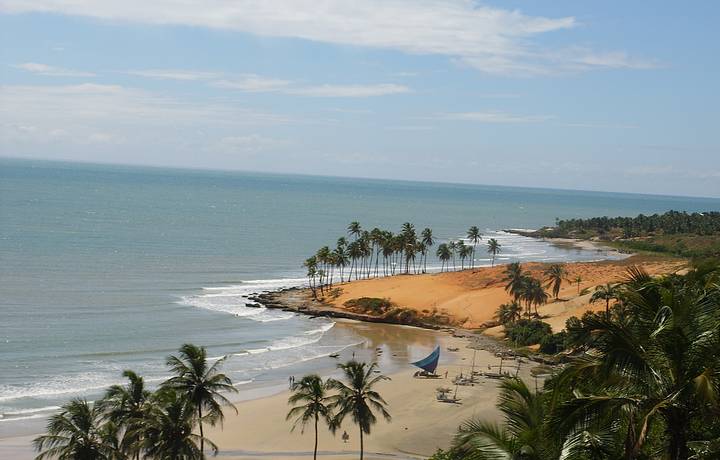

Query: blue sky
1;1;719;197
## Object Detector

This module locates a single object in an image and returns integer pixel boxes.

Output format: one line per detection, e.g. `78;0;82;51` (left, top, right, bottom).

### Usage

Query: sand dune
327;256;685;331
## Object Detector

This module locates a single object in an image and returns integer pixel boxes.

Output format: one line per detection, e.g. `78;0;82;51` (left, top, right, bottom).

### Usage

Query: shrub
504;319;553;346
539;331;568;354
428;449;457;460
343;297;394;314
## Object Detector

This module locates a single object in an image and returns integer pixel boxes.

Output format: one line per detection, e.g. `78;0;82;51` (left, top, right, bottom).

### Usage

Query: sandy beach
203;332;532;460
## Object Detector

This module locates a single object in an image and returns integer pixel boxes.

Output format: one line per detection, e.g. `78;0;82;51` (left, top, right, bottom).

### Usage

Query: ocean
2;158;720;434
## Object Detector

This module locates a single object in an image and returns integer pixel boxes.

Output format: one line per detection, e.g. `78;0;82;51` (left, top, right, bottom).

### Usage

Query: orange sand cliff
326;256;685;331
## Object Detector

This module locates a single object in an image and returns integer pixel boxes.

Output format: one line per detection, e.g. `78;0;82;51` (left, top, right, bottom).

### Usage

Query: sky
1;1;719;198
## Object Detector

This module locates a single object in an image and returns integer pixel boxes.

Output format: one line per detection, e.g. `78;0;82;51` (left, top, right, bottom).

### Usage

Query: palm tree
304;257;319;298
495;302;522;325
347;222;362;241
503;262;525;301
448;241;457;271
457;240;468;270
524;278;549;317
487;238;501;267
589;283;620;318
551;267;720;459
347;241;362;281
34;398;115;460
421;228;434;273
286;375;334;460
334;246;349;284
544;263;568;300
98;370;152;460
453;377;552;459
436;243;451;272
467;226;482;268
573;275;583;295
164;344;238;455
370;228;384;278
328;361;391;460
139;388;216;459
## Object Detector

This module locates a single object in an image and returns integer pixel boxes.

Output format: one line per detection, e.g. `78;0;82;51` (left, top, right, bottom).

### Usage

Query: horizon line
2;155;720;201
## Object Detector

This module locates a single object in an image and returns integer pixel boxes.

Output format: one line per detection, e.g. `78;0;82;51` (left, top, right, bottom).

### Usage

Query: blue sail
411;346;440;374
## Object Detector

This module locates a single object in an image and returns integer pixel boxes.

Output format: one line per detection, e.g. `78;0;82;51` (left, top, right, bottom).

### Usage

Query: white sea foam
0;372;121;403
179;277;306;322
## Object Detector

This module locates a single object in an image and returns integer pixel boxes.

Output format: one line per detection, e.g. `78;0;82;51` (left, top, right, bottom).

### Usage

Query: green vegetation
453;377;550;459
589;282;621;317
502;262;550;318
538;331;568;354
343;297;453;326
504;318;553;347
343;297;395;315
438;261;720;460
304;223;488;298
34;343;237;460
528;210;720;258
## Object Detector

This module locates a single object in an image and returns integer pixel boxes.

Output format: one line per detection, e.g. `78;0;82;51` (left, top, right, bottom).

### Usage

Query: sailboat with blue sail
411;345;441;378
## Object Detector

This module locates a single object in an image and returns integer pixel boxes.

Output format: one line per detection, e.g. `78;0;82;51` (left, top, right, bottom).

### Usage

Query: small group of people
288;375;295;388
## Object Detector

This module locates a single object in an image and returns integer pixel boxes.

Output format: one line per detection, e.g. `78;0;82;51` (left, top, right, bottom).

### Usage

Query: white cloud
558;122;639;129
0;83;288;125
287;83;410;98
11;62;95;77
127;71;407;97
211;75;292;92
436;111;552;123
0;1;654;75
124;69;221;80
386;125;434;131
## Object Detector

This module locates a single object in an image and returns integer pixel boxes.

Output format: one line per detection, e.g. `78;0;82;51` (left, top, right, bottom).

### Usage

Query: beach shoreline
0;321;524;460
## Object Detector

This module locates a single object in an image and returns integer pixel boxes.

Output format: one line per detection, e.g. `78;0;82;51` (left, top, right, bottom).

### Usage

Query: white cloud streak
11;62;96;77
126;71;409;97
436;111;552;123
210;75;292;92
286;83;410;98
124;69;221;80
0;0;656;75
0;83;288;125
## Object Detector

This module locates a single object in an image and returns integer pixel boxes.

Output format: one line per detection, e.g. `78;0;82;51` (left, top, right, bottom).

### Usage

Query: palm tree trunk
666;409;689;460
198;406;204;454
606;299;610;318
314;415;318;460
359;427;364;460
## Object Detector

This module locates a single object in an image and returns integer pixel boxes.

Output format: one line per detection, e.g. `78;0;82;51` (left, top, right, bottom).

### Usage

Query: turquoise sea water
2;158;720;433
